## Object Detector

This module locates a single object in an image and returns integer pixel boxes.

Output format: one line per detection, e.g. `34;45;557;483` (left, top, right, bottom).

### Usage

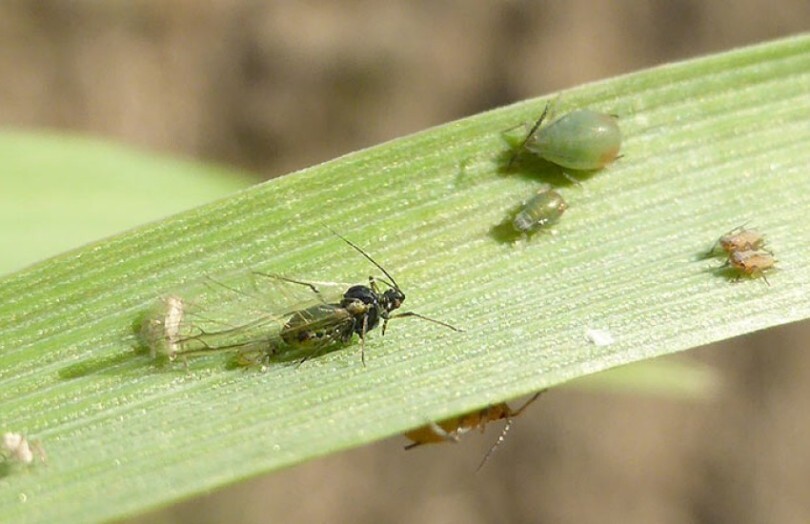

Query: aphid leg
760;272;770;286
704;240;722;258
360;314;369;367
507;103;550;169
295;347;327;368
512;390;545;417
560;170;583;187
386;311;464;334
368;276;380;294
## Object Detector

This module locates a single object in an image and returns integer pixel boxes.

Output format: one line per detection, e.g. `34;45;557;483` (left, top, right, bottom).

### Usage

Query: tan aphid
727;249;776;285
404;391;543;470
714;227;766;255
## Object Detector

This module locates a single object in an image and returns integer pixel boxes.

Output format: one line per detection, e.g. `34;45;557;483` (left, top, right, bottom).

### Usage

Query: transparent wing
141;268;358;365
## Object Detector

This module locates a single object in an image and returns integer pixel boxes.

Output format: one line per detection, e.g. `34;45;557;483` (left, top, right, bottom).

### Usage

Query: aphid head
380;287;406;316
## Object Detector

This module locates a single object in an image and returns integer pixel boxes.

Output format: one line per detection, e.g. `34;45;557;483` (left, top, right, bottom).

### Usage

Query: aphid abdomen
403;416;465;446
528;110;621;170
513;189;568;233
280;304;355;349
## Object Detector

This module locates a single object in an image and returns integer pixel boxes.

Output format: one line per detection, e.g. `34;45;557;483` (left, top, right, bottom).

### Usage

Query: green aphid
513;188;568;233
511;104;622;171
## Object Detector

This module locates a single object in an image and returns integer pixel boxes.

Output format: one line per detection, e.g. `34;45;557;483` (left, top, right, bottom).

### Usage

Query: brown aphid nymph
714;227;766;255
404;391;543;470
727;249;776;285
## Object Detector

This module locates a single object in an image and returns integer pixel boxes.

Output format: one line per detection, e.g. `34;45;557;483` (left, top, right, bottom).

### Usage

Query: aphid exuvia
509;104;622;171
404;391;544;470
1;432;46;466
140;233;461;367
140;295;185;360
513;188;568;233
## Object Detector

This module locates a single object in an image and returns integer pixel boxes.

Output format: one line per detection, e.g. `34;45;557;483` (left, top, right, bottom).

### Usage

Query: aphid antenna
507;103;550;169
383;311;464;336
371;275;398;292
476;418;513;472
724;220;753;234
512;390;546;416
327;228;402;291
476;390;545;473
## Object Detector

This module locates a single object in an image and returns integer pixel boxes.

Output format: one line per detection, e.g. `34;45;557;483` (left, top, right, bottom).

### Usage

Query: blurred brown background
2;2;809;523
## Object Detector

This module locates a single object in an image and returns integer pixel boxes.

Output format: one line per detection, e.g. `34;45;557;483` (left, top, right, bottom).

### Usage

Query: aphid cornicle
404;391;544;470
513;188;568;233
140;233;461;367
510;104;622;171
726;249;776;285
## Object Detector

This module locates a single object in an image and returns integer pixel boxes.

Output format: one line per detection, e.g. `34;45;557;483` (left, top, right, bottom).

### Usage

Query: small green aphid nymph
513;188;568;233
511;104;622;171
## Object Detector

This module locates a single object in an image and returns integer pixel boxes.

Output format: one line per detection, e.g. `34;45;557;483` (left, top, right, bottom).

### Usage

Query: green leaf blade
1;35;809;523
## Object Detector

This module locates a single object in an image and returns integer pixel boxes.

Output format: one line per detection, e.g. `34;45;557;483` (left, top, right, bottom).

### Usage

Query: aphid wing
251;275;351;317
145;269;330;359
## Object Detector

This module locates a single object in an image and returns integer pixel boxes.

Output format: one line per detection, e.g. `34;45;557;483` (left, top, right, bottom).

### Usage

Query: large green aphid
140;234;461;367
510;104;622;171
